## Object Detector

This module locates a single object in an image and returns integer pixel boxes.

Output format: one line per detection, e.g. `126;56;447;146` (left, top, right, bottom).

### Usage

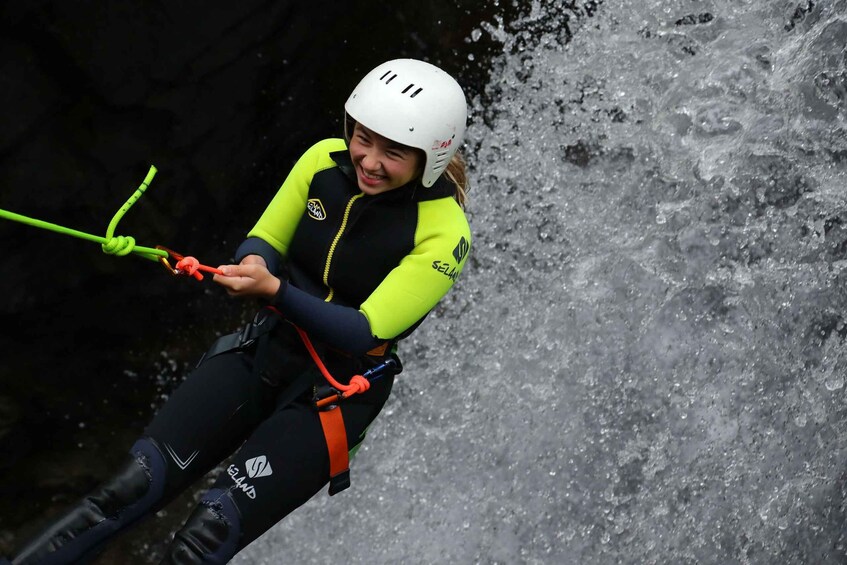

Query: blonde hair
444;152;469;208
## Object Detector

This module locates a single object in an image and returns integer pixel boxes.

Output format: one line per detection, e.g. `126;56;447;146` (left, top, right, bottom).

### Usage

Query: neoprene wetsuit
9;138;471;564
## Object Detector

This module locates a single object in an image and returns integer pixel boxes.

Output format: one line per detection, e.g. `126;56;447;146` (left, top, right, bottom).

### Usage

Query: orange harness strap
318;406;351;495
294;326;359;495
266;312;398;495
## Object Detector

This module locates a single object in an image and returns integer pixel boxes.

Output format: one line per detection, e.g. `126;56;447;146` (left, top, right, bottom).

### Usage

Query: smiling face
348;123;422;195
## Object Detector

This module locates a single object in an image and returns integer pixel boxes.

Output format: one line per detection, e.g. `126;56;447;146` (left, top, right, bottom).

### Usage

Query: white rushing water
238;1;847;563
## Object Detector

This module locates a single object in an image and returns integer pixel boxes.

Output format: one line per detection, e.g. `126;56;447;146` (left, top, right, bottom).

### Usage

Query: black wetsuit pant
150;331;392;549
9;322;393;564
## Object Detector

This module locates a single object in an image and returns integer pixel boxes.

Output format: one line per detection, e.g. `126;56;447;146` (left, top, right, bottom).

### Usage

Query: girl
9;58;471;564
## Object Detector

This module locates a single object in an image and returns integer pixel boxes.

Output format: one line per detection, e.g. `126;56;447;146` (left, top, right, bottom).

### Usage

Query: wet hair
444;152;469;208
344;116;469;208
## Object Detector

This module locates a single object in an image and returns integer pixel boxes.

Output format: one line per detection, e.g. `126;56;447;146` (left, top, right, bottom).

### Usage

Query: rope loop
295;325;372;401
174;256;205;280
101;235;137;256
346;375;371;396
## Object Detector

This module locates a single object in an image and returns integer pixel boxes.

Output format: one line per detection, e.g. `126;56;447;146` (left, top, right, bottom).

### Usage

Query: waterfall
240;1;847;563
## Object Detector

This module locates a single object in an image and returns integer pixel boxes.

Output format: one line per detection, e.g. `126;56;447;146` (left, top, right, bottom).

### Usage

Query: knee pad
88;437;168;519
161;488;242;565
10;437;167;565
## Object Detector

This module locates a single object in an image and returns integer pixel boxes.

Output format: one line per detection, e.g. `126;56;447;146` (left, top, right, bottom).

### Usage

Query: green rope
0;165;168;262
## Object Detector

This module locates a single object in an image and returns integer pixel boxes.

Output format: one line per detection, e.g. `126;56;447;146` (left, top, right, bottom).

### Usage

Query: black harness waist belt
198;310;279;366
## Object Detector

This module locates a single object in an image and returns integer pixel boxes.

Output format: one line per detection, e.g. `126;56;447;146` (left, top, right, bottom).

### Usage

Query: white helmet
345;59;467;187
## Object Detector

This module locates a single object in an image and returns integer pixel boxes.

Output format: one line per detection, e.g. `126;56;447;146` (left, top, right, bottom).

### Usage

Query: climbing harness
196;308;281;367
0;165;220;280
294;326;401;495
198;305;402;495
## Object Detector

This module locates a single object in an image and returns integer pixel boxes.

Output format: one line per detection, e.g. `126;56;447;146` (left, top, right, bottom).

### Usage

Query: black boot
159;488;241;564
10;438;167;565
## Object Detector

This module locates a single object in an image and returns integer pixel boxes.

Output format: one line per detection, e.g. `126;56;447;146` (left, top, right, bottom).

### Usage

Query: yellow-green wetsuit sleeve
360;197;471;339
247;138;347;255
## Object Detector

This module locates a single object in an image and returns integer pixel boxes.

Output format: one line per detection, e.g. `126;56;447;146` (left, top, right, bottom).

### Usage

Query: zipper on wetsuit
323;193;363;301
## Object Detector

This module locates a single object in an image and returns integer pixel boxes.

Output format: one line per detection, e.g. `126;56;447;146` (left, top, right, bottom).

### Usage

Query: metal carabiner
155;245;184;276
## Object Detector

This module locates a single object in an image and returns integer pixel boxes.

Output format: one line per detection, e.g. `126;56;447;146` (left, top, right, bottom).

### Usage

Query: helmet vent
379;71;398;84
401;84;424;98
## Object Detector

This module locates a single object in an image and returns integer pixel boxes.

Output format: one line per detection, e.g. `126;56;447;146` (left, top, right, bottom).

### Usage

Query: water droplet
824;374;844;391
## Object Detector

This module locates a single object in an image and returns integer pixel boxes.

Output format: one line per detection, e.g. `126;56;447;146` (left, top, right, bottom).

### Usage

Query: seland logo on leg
245;455;273;478
307;199;327;220
228;455;273;500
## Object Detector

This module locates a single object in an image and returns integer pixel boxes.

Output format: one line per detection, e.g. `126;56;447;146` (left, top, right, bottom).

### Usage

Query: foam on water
239;1;847;563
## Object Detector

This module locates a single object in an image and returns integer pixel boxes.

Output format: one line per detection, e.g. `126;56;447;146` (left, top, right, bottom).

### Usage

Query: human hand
212;262;281;298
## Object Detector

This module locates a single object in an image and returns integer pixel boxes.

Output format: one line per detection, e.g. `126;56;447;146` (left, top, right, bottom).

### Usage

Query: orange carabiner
154;245;222;281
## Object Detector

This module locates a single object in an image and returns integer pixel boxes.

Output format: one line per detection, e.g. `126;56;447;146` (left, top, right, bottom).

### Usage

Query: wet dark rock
730;154;816;215
822;215;847;259
0;1;503;561
675;13;715;26
784;1;817;32
562;140;597;167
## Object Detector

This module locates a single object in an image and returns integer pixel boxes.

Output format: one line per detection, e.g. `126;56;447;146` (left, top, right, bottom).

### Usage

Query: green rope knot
99;165;168;262
0;164;168;264
101;235;137;256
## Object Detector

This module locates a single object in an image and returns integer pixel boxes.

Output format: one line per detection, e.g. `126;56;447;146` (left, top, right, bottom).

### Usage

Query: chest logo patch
307;199;327;221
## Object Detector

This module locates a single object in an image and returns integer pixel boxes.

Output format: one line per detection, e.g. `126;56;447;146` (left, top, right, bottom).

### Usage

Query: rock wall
0;1;501;560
